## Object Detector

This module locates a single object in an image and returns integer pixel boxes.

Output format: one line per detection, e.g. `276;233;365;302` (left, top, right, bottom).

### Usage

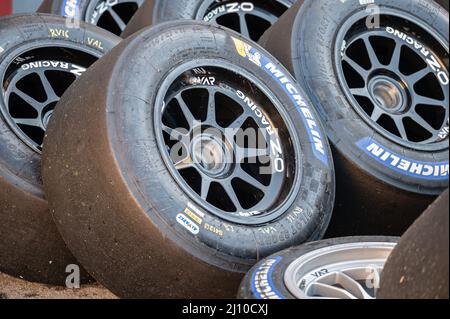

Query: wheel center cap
191;134;230;177
369;76;407;113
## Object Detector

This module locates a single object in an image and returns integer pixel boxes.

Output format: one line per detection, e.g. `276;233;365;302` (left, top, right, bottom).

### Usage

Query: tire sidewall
292;0;449;195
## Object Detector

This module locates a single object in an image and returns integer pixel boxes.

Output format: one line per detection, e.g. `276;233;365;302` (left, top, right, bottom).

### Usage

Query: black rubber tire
238;236;399;299
42;21;335;298
436;0;449;11
259;0;449;237
122;0;296;39
38;0;145;36
0;14;120;285
379;189;449;299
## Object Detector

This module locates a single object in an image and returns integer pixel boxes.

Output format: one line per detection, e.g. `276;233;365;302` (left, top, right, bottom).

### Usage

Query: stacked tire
0;13;120;285
0;0;448;300
259;0;449;236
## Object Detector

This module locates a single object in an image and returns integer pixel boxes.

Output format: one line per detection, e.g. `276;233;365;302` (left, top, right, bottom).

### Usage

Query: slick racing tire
38;0;145;36
122;0;296;41
259;0;449;236
42;21;335;298
238;236;398;299
379;189;449;299
0;14;120;285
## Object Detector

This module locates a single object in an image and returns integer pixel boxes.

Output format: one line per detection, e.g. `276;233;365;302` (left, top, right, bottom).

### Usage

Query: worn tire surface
42;21;335;298
259;0;449;237
0;14;120;285
379;189;449;299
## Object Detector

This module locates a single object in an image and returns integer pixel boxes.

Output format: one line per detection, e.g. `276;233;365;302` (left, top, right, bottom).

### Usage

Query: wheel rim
197;0;291;41
85;0;145;35
155;61;301;225
1;44;99;153
284;242;397;299
335;8;449;152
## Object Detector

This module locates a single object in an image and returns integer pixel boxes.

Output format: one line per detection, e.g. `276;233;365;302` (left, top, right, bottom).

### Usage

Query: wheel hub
368;76;407;114
191;133;233;178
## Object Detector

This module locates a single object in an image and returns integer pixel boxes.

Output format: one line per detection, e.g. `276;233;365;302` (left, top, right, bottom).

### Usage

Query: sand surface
0;272;117;299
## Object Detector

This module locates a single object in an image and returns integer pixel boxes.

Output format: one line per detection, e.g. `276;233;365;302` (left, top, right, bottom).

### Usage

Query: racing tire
259;0;449;237
0;14;120;285
238;236;398;299
379;189;449;299
42;21;335;298
38;0;145;36
122;0;296;41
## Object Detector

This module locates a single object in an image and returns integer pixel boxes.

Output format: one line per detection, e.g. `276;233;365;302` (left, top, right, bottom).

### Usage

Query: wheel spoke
350;87;370;97
370;108;384;122
410;113;437;134
162;124;188;142
175;94;196;127
362;36;381;69
239;13;251;39
393;117;408;141
388;43;403;71
37;70;58;101
13;87;44;112
309;282;357;299
343;55;369;78
336;272;373;299
414;95;444;107
406;67;430;86
13;117;41;128
174;153;193;171
108;8;127;31
200;178;212;200
206;88;217;125
227;113;248;131
248;11;277;25
235;167;267;192
222;180;243;212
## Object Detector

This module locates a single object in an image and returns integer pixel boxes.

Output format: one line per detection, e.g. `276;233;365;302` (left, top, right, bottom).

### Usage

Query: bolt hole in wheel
155;62;300;224
336;9;449;151
197;1;292;41
86;0;145;35
284;242;397;299
1;45;98;153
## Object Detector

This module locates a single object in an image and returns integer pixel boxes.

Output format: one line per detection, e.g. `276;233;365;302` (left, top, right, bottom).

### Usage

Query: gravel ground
0;272;117;299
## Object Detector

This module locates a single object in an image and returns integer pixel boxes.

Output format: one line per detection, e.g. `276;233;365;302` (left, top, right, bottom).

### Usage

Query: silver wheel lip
284;242;397;299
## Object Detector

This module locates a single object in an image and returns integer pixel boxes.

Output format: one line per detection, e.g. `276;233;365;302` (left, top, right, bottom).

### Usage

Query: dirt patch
0;272;117;299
